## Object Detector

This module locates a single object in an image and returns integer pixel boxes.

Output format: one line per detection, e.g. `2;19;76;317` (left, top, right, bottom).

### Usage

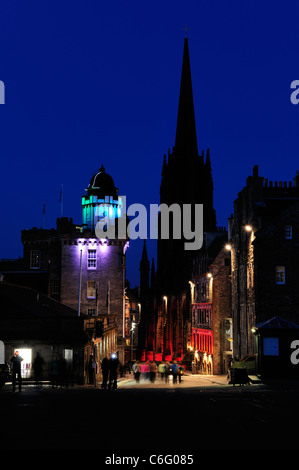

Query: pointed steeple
174;38;198;159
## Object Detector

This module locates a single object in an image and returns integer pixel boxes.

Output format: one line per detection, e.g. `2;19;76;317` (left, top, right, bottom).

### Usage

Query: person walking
158;361;165;380
132;361;141;383
33;352;45;386
171;361;178;384
149;361;157;383
10;351;23;392
178;364;184;383
101;355;109;389
108;354;119;390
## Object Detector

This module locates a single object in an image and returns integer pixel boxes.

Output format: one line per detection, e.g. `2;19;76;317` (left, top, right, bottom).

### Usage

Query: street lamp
130;322;137;361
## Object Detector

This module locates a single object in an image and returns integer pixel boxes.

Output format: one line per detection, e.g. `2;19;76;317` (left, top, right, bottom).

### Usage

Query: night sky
0;1;299;287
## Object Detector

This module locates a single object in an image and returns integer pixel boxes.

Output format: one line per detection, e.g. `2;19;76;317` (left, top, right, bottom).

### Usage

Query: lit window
88;249;97;269
275;266;285;285
87;281;96;298
285;226;292;239
30;250;41;269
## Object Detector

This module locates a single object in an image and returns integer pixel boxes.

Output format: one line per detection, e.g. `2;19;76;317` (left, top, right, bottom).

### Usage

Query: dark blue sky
0;0;299;287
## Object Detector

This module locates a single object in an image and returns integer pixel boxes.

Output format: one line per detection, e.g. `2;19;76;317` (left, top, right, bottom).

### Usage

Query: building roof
0;282;88;343
255;316;299;330
86;164;118;198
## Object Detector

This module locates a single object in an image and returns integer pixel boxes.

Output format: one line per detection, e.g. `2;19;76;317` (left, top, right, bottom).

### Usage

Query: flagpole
43;203;46;228
60;184;63;218
78;249;82;317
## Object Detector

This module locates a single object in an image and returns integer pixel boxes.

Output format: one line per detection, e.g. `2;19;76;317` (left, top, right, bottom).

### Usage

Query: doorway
14;348;32;378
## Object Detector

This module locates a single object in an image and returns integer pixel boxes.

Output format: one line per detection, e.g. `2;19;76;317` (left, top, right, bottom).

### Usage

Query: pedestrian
164;362;170;383
33;351;45;386
141;362;148;380
178;364;184;383
10;351;23;392
132;361;141;383
144;361;150;380
108;353;119;390
101;355;109;389
158;361;165;380
149;361;157;383
172;361;178;384
88;354;95;384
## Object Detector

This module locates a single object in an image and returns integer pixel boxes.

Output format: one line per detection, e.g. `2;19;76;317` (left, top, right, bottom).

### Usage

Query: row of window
192;331;213;354
30;249;123;270
192;305;212;328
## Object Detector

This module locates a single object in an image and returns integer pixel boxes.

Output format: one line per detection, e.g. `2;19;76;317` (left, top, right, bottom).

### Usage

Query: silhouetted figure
10;351;23;392
171;361;178;384
132;361;141;382
149;361;157;383
101;355;109;389
108;354;119;390
33;352;45;385
88;355;95;384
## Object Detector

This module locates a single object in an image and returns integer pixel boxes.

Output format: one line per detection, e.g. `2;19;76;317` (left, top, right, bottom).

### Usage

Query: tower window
275;266;285;285
285;226;292;239
88;249;97;269
87;281;96;298
30;250;41;269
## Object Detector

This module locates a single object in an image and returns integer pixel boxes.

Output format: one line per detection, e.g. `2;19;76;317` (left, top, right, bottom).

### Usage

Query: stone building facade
229;165;299;360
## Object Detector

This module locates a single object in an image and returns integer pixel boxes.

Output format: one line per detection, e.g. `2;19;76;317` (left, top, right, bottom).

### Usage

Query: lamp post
131;322;136;361
78;249;82;317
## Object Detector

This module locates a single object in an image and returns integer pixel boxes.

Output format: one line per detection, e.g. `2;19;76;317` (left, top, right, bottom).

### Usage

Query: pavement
115;371;262;388
1;371;262;392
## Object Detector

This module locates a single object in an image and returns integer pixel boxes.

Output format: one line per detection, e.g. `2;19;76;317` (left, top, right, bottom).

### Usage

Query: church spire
174;37;198;159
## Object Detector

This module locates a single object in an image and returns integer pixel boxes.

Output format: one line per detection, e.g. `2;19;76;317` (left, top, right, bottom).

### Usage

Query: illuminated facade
190;237;232;374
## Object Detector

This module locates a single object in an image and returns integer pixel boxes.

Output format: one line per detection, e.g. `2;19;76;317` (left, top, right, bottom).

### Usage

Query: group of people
100;353;120;390
132;360;184;384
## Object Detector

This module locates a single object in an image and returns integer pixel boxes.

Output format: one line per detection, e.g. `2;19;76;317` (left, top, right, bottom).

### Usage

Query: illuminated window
88;249;97;269
87;281;96;298
275;266;285;285
285;226;292;239
30;250;41;269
